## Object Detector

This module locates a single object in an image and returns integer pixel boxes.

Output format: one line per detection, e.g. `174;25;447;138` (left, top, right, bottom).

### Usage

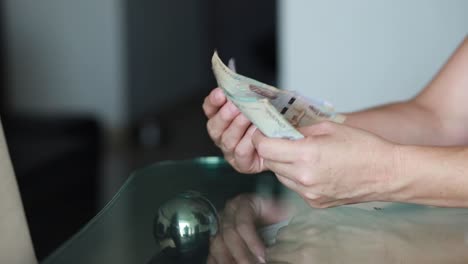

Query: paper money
212;51;345;140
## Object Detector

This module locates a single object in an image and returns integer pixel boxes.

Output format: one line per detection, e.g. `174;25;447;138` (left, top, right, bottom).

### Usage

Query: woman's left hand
251;122;401;208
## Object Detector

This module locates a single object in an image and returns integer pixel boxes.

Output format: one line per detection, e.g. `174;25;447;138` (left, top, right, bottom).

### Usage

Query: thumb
298;121;338;136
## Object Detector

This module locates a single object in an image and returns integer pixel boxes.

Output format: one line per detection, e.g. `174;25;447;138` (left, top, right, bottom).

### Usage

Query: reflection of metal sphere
153;191;219;259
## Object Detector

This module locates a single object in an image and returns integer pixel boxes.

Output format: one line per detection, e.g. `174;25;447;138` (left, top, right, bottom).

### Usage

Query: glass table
42;157;468;264
42;157;272;264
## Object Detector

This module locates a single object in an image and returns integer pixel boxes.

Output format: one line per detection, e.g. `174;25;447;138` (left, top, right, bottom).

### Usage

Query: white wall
279;0;468;112
3;0;126;130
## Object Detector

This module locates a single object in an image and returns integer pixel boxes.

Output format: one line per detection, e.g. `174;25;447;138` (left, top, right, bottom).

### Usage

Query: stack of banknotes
212;51;345;140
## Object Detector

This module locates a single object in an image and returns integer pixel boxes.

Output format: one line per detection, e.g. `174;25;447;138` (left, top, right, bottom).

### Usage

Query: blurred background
0;0;466;261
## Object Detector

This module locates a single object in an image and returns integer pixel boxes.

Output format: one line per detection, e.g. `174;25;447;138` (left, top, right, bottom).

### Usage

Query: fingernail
257;255;266;263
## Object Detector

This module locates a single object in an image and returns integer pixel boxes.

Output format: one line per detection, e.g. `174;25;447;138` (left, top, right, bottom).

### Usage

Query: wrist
383;143;431;204
383;145;468;207
376;142;409;203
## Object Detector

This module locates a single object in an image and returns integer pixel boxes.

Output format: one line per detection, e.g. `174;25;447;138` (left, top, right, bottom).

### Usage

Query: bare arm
390;145;468;207
346;36;468;146
250;36;468;208
0;120;37;263
345;36;468;207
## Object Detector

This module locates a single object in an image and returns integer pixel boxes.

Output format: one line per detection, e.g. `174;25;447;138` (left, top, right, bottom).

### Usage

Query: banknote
212;51;345;140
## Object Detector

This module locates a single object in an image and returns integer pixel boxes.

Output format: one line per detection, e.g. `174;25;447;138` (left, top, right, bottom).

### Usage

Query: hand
251;121;399;208
207;194;293;264
203;88;265;174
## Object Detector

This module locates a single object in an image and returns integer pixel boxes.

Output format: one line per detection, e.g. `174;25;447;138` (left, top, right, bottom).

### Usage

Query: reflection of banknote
212;51;345;139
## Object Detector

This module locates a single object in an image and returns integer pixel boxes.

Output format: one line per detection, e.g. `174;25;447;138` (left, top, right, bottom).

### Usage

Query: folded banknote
212;51;345;140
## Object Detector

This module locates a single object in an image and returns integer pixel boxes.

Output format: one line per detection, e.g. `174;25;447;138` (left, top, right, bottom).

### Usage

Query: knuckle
317;121;336;133
255;140;267;156
318;121;333;129
221;134;236;153
219;107;234;122
206;121;221;141
227;158;242;173
235;114;251;126
234;145;250;159
296;172;313;186
304;191;320;200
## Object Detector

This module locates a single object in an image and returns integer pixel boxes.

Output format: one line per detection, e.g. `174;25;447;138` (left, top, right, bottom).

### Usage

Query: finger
267;160;318;193
219;197;257;264
252;130;301;163
207;101;240;144
234;201;267;262
222;228;258;264
234;125;262;172
203;88;227;118
263;160;297;180
222;202;258;264
206;255;217;264
298;121;337;136
275;174;323;207
220;114;251;153
209;235;235;264
236;215;265;263
275;174;302;194
275;174;320;205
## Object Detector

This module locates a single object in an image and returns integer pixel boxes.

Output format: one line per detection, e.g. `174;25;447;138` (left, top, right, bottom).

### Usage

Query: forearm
345;36;468;146
0;122;37;263
388;145;468;207
345;100;449;146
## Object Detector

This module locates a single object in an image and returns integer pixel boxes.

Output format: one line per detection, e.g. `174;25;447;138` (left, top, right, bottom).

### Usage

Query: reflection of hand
207;194;293;264
203;88;265;174
267;207;468;263
252;122;398;208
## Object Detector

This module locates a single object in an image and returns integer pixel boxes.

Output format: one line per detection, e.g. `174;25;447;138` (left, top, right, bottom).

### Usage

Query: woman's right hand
207;194;293;264
202;88;265;174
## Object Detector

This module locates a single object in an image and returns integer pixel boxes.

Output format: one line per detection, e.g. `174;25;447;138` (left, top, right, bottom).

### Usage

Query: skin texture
202;35;468;263
251;122;398;208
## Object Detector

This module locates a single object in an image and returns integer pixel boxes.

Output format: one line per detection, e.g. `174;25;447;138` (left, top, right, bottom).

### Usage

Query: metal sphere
153;191;219;259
